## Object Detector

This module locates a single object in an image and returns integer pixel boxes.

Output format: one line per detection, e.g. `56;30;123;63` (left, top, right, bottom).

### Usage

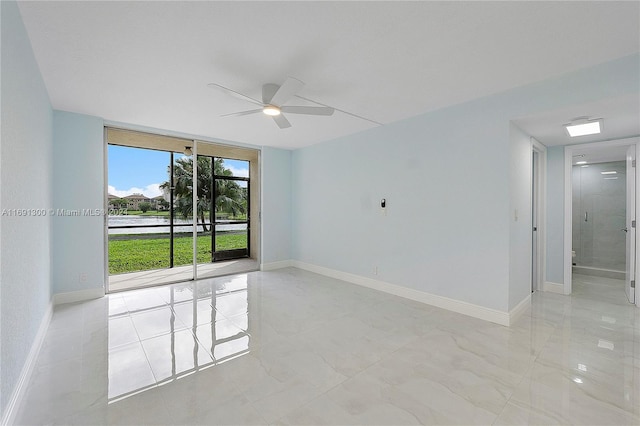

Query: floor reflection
14;270;640;425
108;275;252;401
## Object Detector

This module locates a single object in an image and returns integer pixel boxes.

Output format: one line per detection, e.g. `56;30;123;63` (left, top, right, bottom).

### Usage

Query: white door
625;145;636;304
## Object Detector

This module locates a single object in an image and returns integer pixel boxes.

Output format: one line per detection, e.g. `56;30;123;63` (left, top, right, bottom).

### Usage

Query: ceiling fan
208;77;335;129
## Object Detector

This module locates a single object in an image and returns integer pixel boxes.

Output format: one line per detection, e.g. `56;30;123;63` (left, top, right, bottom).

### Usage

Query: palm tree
160;156;246;232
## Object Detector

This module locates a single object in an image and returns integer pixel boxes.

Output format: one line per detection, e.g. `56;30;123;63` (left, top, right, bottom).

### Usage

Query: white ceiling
17;1;640;149
571;145;630;165
513;94;640;147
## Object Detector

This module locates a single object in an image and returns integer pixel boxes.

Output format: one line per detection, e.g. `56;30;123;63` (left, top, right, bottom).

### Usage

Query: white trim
532;138;547;292
103;127;110;295
192;140;198;280
1;302;53;426
260;260;293;271
509;294;531;325
563;144;573;295
291;261;511;326
543;281;565;294
53;287;104;305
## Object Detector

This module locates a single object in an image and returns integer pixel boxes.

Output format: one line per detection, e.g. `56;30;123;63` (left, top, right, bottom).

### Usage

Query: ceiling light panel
565;119;603;137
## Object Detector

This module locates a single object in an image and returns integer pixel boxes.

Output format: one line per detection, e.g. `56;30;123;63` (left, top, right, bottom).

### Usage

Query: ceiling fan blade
269;77;304;106
272;114;292;129
262;83;279;104
220;109;263;117
281;106;335;116
207;83;263;106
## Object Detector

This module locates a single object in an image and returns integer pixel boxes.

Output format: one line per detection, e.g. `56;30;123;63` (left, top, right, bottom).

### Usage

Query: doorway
564;137;639;305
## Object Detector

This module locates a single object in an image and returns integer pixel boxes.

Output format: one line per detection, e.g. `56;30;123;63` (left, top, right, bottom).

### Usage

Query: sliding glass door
106;128;260;291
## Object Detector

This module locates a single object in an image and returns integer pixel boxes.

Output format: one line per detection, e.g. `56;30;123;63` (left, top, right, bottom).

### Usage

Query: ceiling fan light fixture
564;117;603;137
263;105;281;116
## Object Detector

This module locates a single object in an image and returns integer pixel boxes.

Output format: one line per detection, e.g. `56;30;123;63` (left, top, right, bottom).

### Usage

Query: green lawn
109;233;247;274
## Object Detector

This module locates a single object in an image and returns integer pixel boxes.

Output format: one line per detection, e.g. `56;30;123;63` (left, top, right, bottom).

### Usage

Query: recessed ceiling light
576;161;587;165
581;165;589;168
564;118;603;137
263;105;281;116
601;171;617;175
604;177;618;180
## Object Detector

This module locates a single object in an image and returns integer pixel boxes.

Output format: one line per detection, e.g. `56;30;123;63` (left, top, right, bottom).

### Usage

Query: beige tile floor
14;270;640;425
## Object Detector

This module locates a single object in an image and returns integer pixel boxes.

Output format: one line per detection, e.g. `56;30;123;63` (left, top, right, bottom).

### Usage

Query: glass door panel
107;144;195;291
214;177;248;261
214;159;249;260
193;154;250;277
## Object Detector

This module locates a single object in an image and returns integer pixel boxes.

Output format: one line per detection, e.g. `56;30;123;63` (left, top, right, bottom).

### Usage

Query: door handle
584;212;588;222
622;228;628;233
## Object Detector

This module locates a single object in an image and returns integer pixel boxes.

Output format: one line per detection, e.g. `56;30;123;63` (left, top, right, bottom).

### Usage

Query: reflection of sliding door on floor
105;128;260;292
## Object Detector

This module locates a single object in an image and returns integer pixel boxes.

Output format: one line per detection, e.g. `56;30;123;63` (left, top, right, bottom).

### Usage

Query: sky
108;145;249;198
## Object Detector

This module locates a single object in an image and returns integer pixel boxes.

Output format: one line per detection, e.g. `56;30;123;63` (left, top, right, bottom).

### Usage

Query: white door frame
532;138;546;292
626;145;636;304
563;136;640;302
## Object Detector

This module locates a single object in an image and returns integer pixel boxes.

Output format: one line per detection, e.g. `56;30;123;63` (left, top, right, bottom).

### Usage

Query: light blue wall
0;0;53;414
546;146;566;284
52;111;105;295
291;54;639;312
261;147;292;264
292;97;512;311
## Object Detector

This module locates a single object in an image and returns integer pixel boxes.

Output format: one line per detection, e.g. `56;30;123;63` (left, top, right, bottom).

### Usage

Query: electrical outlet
373;266;378;275
79;273;87;283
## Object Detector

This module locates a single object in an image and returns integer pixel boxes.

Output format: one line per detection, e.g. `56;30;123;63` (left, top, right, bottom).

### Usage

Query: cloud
108;183;163;199
227;166;249;178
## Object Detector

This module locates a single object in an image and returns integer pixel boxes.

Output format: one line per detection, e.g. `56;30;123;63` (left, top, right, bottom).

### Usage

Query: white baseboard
53;287;104;305
1;302;53;426
260;260;293;271
291;260;511;326
508;294;531;325
543;281;564;294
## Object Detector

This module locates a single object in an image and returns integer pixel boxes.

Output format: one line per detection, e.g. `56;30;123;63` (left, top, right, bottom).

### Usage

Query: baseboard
508;294;531;325
53;287;104;305
291;260;511;326
1;302;53;426
260;260;293;271
572;266;625;280
543;281;564;294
